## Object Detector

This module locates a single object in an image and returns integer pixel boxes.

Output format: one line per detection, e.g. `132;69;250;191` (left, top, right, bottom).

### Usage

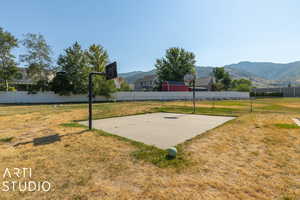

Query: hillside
120;61;300;87
120;66;225;83
119;66;275;87
119;70;156;84
226;61;300;82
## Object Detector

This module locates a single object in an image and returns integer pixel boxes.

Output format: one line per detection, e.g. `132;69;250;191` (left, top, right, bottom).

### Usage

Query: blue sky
1;0;300;73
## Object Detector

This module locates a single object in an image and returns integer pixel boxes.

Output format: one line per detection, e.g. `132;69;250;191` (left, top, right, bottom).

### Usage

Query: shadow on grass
13;129;89;147
33;134;61;146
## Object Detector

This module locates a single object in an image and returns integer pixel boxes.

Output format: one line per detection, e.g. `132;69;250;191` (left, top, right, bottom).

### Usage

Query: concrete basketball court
293;118;300;126
79;113;235;149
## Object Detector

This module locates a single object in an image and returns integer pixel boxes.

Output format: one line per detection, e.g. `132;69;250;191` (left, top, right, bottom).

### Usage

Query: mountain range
119;61;300;88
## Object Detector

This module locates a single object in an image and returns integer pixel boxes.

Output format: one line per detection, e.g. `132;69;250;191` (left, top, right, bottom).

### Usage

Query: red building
161;81;190;91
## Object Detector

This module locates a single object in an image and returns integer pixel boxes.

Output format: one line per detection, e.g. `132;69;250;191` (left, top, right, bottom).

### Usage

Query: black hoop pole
250;77;253;113
89;73;92;130
193;79;195;113
88;72;105;130
88;62;117;130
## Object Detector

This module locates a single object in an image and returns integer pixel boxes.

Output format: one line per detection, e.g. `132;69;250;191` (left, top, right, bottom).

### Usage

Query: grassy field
0;98;300;200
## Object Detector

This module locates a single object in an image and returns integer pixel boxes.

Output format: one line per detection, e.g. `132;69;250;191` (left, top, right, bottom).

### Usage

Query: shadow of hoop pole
88;62;118;130
13;130;89;147
33;134;61;146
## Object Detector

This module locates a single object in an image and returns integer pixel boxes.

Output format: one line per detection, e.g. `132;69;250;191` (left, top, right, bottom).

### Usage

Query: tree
50;72;73;95
212;67;225;82
234;83;251;92
20;33;53;84
221;72;232;90
119;81;132;91
86;44;109;71
231;78;252;91
52;42;116;97
231;78;251;88
212;67;231;91
212;82;224;91
85;44;116;97
0;27;18;91
93;76;116;97
55;42;89;95
155;47;196;86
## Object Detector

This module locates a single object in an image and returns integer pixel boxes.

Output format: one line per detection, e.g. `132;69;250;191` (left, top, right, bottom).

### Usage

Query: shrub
8;86;16;91
0;85;16;91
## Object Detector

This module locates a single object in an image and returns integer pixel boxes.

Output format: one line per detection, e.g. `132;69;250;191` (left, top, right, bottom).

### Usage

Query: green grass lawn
1;97;300;118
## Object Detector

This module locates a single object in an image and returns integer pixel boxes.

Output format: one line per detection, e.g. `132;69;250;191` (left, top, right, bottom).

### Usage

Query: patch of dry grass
0;99;299;199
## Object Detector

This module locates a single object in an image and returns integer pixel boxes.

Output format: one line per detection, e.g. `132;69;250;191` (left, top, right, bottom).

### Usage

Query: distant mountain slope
225;61;300;81
120;61;300;88
119;70;156;84
120;66;264;85
118;71;144;79
194;66;277;88
120;67;215;84
195;66;214;77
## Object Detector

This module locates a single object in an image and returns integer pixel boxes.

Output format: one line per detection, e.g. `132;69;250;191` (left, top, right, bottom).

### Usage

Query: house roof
135;75;156;83
142;75;156;81
194;77;213;86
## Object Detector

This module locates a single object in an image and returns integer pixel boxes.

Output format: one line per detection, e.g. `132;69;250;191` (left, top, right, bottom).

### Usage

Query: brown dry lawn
0;99;300;200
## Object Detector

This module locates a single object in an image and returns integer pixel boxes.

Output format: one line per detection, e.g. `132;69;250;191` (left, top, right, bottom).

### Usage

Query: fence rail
0;91;249;104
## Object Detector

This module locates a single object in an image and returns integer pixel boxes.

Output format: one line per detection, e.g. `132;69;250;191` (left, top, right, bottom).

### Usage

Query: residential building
134;75;214;91
193;77;214;91
114;77;124;89
134;75;157;91
114;77;134;90
161;81;190;91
